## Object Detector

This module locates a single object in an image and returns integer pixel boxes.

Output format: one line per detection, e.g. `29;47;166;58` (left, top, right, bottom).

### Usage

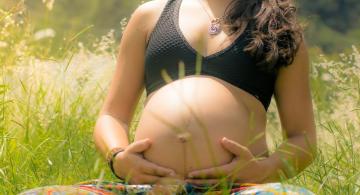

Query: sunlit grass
1;1;360;194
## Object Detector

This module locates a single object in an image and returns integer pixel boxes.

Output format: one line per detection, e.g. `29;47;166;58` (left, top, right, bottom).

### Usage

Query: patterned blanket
19;179;315;195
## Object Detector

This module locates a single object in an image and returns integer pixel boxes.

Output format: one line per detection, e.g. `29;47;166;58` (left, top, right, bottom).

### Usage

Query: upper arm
99;1;160;125
273;39;316;142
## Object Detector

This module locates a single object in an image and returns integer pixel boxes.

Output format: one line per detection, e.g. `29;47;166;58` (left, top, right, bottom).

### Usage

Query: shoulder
131;0;168;22
129;0;169;41
274;37;310;100
138;0;168;10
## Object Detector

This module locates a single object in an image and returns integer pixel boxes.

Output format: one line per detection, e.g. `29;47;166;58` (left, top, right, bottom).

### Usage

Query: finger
187;164;231;179
221;137;253;158
185;178;221;185
156;176;186;185
139;174;162;184
129;174;160;184
126;138;152;153
141;160;175;177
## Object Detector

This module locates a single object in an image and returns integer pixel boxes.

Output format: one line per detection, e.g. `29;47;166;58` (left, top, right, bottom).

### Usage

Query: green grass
1;2;360;195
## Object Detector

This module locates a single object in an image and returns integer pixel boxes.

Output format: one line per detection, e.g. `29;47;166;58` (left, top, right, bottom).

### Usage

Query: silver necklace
197;0;225;36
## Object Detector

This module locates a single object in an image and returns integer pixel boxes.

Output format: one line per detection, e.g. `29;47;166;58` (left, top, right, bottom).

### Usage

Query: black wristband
108;149;125;180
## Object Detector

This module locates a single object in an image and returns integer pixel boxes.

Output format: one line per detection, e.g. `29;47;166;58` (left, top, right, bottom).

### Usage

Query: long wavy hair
223;0;303;74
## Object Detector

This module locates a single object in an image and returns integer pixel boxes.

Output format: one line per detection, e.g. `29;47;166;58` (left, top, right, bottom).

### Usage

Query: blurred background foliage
298;0;360;54
0;0;359;57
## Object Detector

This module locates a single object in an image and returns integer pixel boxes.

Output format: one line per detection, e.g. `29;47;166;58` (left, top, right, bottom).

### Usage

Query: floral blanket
19;179;315;195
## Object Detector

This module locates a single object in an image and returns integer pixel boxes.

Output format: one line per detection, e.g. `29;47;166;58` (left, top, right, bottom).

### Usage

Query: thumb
221;137;252;158
126;138;152;153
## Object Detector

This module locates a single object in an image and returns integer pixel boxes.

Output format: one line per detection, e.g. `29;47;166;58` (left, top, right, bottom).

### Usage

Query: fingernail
188;174;193;178
169;171;176;176
222;137;227;142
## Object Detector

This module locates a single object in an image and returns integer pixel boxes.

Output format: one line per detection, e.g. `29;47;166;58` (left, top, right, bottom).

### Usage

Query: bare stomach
134;75;269;181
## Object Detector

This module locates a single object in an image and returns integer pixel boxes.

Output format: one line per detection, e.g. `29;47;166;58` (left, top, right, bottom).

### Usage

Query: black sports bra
144;0;278;112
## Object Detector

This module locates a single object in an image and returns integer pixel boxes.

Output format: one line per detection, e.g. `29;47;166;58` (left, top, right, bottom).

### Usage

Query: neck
203;0;234;18
206;0;233;5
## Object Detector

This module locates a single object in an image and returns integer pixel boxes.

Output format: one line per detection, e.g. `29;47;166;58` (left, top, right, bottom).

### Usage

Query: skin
135;75;268;179
93;0;317;185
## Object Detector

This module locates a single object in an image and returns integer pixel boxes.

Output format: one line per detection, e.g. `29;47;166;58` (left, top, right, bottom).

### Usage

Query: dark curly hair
223;0;303;74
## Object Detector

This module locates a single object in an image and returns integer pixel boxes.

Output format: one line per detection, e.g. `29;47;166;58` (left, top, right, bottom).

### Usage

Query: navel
177;131;191;143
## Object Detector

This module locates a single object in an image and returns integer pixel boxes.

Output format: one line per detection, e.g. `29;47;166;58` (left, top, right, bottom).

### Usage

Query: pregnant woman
92;0;317;193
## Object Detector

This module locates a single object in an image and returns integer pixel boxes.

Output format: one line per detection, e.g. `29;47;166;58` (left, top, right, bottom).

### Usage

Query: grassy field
1;2;360;195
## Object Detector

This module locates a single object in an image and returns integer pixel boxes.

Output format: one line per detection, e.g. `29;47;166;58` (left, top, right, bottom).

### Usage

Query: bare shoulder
136;0;168;11
132;0;169;44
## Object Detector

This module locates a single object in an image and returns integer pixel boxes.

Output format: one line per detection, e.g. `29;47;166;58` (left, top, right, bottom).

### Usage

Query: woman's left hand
185;137;271;185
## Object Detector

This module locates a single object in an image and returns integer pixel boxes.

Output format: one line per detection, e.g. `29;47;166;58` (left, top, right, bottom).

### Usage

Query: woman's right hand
112;138;177;184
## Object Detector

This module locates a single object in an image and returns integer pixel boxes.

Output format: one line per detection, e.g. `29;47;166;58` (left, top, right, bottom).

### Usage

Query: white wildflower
321;73;331;81
34;28;56;40
42;0;55;11
15;40;27;58
339;53;346;61
0;41;8;48
4;15;15;28
93;29;115;54
352;45;360;68
120;17;128;32
78;42;84;49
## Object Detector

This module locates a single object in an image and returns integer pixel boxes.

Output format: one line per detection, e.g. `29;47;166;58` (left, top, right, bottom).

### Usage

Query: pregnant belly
134;75;267;180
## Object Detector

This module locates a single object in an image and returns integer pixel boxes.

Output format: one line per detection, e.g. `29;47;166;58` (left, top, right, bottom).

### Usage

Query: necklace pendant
209;20;221;35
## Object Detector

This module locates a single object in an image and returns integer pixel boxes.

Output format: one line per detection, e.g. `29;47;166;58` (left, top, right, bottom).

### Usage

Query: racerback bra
144;0;278;112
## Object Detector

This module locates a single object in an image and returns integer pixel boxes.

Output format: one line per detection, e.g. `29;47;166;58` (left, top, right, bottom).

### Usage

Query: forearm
93;114;130;159
260;133;317;183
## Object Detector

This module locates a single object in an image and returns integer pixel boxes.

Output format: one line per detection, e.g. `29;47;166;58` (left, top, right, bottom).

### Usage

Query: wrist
106;146;126;163
107;147;126;180
257;156;279;183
